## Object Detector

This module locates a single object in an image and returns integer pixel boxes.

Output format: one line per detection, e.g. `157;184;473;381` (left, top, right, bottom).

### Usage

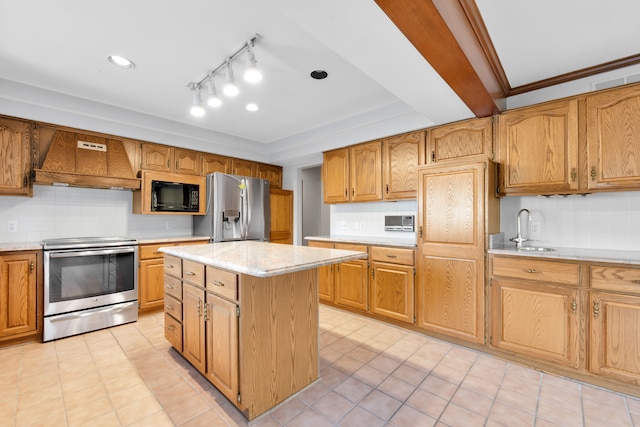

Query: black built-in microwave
151;179;200;212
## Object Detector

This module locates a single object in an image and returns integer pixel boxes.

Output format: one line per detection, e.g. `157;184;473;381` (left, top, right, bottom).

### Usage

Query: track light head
206;79;222;107
190;87;205;117
244;43;263;83
223;60;239;97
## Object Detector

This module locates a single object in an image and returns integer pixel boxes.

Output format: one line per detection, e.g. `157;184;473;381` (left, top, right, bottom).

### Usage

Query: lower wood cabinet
370;246;415;324
205;291;238;401
334;243;369;311
307;241;335;302
0;251;39;341
182;282;206;372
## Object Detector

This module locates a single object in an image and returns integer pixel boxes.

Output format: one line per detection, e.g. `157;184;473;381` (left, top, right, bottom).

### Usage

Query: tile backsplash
0;185;192;243
330;200;417;238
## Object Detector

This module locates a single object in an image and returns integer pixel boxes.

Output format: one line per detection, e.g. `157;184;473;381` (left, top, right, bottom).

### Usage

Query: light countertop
305;235;416;248
135;235;209;245
159;241;368;277
0;242;43;252
489;244;640;265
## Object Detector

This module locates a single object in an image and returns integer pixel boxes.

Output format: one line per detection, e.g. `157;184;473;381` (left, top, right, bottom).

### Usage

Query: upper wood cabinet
496;99;579;196
351;141;383;202
323;147;350;203
230;158;256;177
257;163;283;189
382;130;425;200
202;153;229;175
427;117;493;165
0;117;32;197
140;143;201;175
586;84;640;191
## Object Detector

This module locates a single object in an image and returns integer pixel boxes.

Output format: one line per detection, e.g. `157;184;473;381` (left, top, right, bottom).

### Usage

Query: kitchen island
158;241;367;420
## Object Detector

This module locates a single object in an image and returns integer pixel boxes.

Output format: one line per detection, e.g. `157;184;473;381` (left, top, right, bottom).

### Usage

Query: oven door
44;246;138;316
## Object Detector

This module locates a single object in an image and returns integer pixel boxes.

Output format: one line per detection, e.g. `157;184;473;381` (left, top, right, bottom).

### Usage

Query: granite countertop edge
159;241;368;277
489;244;640;265
305;235;417;248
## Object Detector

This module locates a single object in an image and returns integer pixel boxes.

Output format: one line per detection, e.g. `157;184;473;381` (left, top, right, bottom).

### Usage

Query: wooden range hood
34;130;140;189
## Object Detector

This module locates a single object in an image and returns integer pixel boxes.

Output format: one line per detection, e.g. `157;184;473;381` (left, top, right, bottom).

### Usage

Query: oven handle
48;247;136;258
48;301;137;321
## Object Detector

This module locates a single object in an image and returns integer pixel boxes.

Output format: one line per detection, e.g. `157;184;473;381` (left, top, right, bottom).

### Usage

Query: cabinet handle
632;280;640;285
344;188;348;198
197;299;202;317
371;268;375;279
166;304;174;310
385;184;389;194
185;271;195;276
204;303;209;321
212;280;225;287
571;168;577;182
176;161;179;169
418;226;423;238
165;284;174;290
29;261;34;273
431;150;436;162
386;255;397;259
167;160;170;168
352;188;355;197
571;298;577;314
23;174;29;188
166;264;174;269
593;301;600;319
167;324;175;331
524;269;540;274
591;166;596;181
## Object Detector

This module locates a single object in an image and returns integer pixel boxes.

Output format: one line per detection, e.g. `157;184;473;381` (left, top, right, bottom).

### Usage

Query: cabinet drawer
492;257;579;285
140;243;172;260
335;243;368;256
206;266;238;301
164;275;182;300
164;313;182;352
164;294;182;321
182;260;205;286
164;255;182;277
370;246;414;265
590;266;640;294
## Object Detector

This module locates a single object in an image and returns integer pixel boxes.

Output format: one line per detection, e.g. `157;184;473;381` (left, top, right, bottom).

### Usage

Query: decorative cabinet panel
230;158;256;177
586;84;640;191
269;189;293;244
257;163;283;189
0;117;32;197
0;252;38;340
370;262;414;324
323;148;350;203
334;243;369;311
417;162;499;343
427;117;493;165
202;153;230;175
382;130;425;200
307;240;335;302
496;99;579;195
140;143;201;175
174;148;202;175
205;291;239;402
350;141;383;202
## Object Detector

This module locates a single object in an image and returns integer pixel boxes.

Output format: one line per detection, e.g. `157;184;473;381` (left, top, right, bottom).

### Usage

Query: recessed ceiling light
310;70;328;80
108;55;135;69
246;103;259;112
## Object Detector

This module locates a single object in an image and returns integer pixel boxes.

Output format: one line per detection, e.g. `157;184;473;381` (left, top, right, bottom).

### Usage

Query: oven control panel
384;215;415;232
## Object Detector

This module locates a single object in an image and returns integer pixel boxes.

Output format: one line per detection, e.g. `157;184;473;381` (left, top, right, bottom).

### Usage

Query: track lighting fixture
187;34;262;117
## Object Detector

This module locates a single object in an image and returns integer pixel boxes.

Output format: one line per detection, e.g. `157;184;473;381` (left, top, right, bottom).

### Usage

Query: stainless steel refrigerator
193;172;270;242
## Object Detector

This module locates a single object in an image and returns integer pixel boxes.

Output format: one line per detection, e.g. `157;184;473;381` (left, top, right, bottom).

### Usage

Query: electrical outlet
165;220;172;230
339;221;347;230
354;222;360;230
7;220;17;233
360;222;365;231
530;220;541;237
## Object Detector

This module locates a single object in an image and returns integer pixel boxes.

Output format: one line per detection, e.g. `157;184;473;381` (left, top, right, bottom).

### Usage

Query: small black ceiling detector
310;70;328;80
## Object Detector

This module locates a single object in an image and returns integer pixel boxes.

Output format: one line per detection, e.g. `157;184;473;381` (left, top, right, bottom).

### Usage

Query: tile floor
1;305;639;427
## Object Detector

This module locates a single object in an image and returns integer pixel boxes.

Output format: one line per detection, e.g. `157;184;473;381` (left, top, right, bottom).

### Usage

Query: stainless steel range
42;237;138;341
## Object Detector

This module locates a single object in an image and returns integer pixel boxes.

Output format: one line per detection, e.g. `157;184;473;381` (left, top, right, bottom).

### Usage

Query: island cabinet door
182;283;206;373
205;292;239;403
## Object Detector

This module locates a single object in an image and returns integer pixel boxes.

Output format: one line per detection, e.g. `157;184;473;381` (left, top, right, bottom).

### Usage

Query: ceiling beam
374;0;507;117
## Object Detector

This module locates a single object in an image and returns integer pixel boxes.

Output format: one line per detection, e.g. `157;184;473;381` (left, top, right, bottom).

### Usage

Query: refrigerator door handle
241;179;248;240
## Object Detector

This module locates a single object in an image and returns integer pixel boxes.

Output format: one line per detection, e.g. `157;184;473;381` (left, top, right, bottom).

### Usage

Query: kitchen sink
517;247;555;252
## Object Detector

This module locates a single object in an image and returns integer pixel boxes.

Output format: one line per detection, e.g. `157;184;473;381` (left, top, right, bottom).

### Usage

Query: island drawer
164;255;182;277
491;256;579;285
164;313;182;351
590;266;640;294
335;243;368;257
164;294;182;321
182;260;205;286
370;246;414;265
206;266;238;300
164;275;182;300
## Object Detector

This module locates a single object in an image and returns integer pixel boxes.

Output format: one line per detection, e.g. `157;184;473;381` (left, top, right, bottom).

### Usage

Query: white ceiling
1;0;640;153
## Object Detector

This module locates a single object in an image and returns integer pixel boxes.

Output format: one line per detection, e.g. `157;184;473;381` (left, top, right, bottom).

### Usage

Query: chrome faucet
510;208;531;248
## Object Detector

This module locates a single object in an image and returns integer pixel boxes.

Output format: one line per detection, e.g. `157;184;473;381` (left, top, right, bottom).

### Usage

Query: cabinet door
308;241;335;302
140;143;172;172
370;262;414;323
383;131;424;200
417;162;487;343
206;292;239;402
350;141;383;202
0;117;32;197
257;163;283;189
323;148;350;203
335;259;368;311
182;283;206;372
202;153;229;175
230;159;256;177
269;189;293;244
589;291;640;385
586;85;640;191
427;117;493;165
491;279;579;367
0;253;37;339
139;258;165;311
497;99;578;195
174;148;201;175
